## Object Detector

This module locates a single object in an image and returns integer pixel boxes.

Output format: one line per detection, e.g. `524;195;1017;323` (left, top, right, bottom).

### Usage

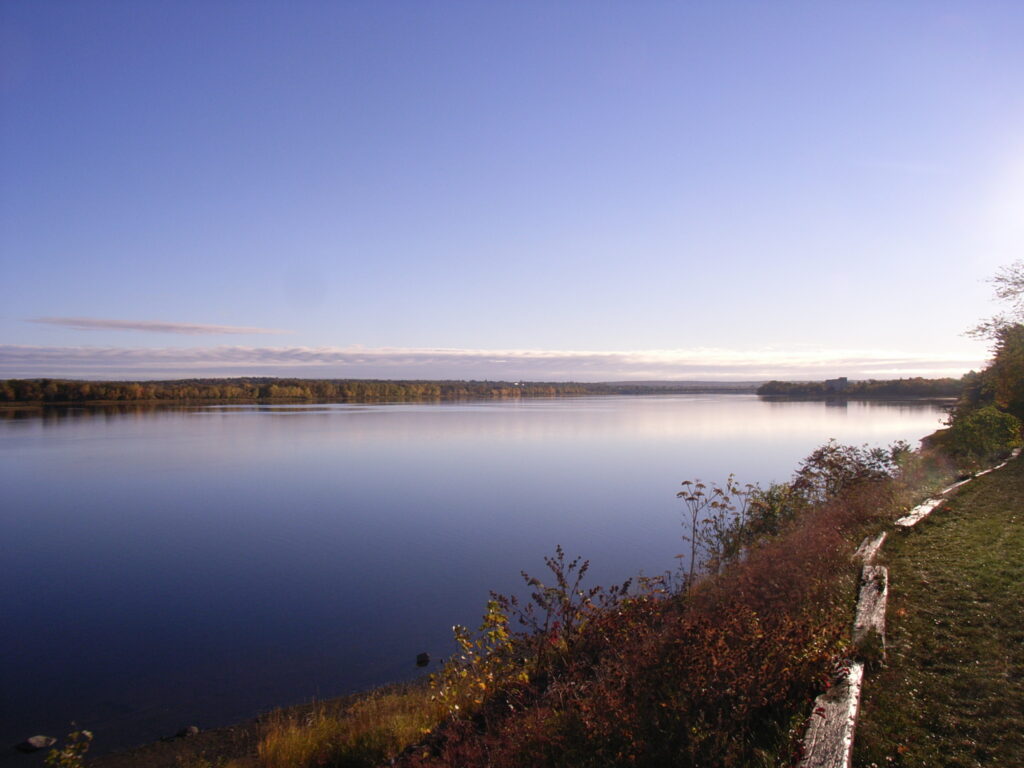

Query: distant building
824;377;849;393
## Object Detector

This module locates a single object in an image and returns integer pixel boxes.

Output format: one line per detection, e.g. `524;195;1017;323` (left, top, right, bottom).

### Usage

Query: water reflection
0;403;205;424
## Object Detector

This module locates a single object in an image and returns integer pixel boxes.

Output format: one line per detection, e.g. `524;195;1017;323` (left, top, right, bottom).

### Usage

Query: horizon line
0;343;985;382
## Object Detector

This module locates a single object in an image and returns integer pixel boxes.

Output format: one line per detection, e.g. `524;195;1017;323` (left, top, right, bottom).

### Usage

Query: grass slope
854;458;1024;767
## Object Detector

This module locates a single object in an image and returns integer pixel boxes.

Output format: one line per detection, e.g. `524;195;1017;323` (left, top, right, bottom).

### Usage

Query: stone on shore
15;735;57;753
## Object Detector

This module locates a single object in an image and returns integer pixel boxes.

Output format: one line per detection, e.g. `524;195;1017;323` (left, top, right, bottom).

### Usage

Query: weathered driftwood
798;661;864;768
940;477;972;495
981;458;1009;474
894;497;945;528
852;566;887;661
852;532;887;564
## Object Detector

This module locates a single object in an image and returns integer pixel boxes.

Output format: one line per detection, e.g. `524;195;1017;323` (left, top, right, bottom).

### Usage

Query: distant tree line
756;377;965;398
0;377;757;404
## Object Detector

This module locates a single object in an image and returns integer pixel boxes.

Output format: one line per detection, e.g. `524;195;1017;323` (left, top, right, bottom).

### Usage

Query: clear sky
3;1;1023;381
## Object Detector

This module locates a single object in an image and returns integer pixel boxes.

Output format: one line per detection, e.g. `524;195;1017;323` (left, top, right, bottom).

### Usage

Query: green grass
854;458;1024;767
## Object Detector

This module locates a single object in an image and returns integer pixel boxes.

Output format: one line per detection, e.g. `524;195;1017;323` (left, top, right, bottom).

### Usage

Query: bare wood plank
980;456;1012;474
894;497;945;528
852;532;887;564
798;661;865;768
974;449;1020;477
852;566;887;661
940;477;972;495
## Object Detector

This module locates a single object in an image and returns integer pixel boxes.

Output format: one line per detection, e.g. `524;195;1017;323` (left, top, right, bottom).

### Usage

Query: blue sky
2;1;1023;380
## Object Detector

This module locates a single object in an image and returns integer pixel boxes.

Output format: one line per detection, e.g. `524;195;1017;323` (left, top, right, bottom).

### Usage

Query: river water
0;395;947;753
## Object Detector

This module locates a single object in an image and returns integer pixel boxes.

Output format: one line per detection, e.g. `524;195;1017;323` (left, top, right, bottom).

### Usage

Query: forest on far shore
0;375;967;405
756;376;966;398
0;377;759;404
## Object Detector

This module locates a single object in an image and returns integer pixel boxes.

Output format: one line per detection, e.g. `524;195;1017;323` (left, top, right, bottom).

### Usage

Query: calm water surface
0;395;947;752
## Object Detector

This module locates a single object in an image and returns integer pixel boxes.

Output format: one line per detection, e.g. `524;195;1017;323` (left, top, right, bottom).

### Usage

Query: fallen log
895;497;945;528
798;661;865;768
852;565;887;662
852;532;887;565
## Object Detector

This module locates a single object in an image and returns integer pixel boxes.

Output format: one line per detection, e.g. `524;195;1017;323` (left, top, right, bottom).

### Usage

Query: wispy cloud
0;344;987;381
28;317;291;335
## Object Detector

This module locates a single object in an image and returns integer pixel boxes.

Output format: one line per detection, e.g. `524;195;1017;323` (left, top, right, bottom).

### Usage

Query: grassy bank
853;455;1024;767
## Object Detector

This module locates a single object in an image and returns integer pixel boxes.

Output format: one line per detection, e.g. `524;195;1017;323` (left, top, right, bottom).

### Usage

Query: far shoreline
0;374;965;408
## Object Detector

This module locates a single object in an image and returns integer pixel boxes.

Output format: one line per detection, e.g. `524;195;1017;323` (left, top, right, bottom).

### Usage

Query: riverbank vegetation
163;439;957;768
0;378;757;405
228;431;1023;768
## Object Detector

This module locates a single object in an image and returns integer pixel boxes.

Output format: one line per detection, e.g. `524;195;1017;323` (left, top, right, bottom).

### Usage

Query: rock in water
16;735;57;753
416;652;430;667
177;725;201;738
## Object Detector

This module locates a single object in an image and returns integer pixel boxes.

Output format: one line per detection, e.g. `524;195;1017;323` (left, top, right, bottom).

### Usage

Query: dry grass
219;685;446;768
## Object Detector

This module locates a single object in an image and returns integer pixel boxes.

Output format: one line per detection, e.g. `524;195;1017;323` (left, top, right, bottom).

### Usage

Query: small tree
946;405;1022;462
431;599;524;718
790;440;905;504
